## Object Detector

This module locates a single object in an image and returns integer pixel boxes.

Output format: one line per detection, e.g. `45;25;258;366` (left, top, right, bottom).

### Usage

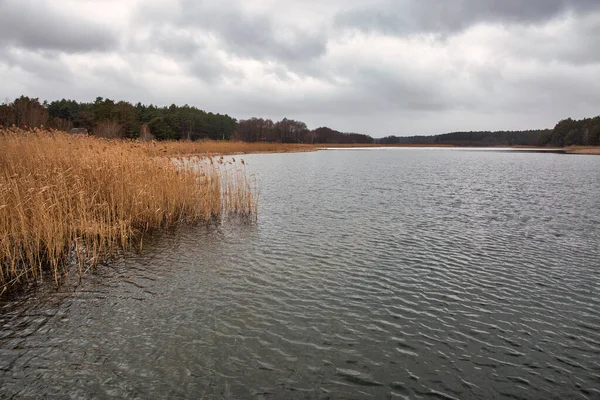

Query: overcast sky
1;0;599;136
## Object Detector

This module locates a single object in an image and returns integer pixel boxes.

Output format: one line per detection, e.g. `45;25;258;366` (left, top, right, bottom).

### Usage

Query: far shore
208;143;600;156
560;146;600;155
318;143;600;154
320;144;600;155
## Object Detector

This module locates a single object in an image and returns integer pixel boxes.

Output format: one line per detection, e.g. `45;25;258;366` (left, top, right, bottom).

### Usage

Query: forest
380;118;600;147
537;116;600;147
0;96;368;144
0;96;598;147
379;130;550;146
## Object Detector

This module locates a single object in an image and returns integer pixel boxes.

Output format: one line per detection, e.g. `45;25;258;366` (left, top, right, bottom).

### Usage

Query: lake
1;148;599;399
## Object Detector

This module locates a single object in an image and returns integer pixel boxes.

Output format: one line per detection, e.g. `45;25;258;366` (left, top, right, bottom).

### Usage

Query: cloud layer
1;0;599;135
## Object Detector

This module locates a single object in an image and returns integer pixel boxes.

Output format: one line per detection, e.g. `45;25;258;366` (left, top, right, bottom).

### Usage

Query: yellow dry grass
0;128;257;293
142;140;316;157
564;146;600;155
139;141;461;157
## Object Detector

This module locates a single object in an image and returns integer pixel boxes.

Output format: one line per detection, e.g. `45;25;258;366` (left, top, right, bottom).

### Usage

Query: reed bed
173;155;258;219
142;140;316;157
139;140;461;158
216;156;258;218
0;128;256;293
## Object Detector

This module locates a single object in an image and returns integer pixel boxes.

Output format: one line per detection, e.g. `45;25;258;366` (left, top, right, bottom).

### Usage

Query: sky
0;0;599;137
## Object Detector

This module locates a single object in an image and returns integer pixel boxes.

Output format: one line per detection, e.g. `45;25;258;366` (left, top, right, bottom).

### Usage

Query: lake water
1;148;600;399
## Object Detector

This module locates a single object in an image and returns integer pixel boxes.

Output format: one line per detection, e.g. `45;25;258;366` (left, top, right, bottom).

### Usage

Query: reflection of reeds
0;128;257;293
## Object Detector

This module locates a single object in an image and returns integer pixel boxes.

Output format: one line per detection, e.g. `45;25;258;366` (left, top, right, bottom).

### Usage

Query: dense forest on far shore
380;116;600;147
0;96;598;147
378;130;550;146
0;96;369;144
377;116;600;147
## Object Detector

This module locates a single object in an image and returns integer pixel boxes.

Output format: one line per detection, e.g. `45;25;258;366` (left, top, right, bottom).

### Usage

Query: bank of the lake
564;146;600;154
321;143;600;154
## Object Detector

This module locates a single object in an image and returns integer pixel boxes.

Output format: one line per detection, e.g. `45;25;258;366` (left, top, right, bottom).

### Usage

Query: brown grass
0;128;257;294
138;141;461;158
142;140;317;157
563;146;600;155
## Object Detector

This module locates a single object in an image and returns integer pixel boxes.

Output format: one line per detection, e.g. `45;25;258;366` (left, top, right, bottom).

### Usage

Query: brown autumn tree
0;96;49;128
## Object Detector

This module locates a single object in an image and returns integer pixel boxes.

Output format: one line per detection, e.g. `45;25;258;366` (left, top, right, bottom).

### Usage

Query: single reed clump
215;156;258;219
0;128;256;293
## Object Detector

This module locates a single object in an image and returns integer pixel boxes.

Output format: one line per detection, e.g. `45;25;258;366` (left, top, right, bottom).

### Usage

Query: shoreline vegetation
560;146;600;155
1;96;599;150
87;140;600;156
0;128;256;295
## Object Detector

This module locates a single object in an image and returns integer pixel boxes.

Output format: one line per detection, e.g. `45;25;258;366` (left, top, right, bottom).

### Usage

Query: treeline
0;96;236;141
0;96;370;143
379;130;550;146
233;119;372;143
380;116;600;147
538;116;600;147
1;96;598;147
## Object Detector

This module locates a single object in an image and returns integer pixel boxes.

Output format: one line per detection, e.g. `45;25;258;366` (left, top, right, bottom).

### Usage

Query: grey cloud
0;46;72;84
153;31;202;58
135;0;327;63
511;16;600;66
189;59;223;83
204;11;325;63
188;52;245;84
336;0;600;35
128;27;247;84
0;0;118;52
218;38;600;130
345;68;449;112
228;66;461;118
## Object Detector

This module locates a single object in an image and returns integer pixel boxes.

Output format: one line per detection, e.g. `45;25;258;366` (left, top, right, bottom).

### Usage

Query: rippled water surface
2;149;600;399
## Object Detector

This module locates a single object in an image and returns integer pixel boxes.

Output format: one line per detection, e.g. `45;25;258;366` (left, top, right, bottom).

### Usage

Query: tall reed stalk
0;128;256;293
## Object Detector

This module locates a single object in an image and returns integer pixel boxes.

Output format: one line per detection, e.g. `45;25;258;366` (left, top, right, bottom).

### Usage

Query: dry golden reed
141;139;316;157
137;140;458;159
0;128;257;293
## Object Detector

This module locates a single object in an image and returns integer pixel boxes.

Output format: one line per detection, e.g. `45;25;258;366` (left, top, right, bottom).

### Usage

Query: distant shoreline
310;144;600;155
198;143;600;156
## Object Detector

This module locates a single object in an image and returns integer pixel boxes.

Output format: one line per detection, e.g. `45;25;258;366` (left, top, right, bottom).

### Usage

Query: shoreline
193;143;600;156
321;144;600;155
316;144;600;154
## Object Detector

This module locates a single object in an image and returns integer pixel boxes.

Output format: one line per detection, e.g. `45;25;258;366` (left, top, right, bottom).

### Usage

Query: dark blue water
1;148;599;399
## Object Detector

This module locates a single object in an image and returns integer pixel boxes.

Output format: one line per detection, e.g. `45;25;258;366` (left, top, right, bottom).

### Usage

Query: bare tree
139;123;154;141
93;120;123;139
